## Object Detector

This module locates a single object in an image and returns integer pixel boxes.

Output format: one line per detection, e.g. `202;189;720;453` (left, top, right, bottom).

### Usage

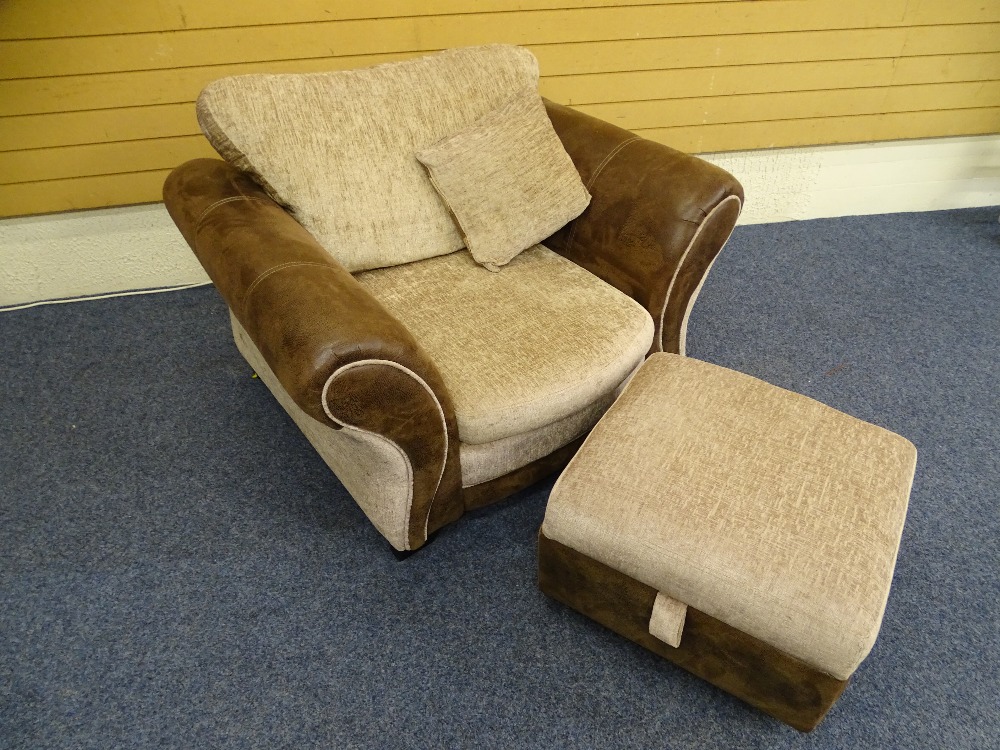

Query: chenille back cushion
196;46;539;272
416;89;591;271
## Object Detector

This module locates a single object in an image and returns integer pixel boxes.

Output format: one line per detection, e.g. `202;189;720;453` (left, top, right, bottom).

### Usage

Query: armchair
163;46;743;553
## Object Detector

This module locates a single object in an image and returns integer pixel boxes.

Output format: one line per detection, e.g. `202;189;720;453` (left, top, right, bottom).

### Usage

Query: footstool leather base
539;532;848;732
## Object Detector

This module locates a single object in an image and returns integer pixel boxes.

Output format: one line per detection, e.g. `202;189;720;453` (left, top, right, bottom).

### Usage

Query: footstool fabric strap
649;592;687;647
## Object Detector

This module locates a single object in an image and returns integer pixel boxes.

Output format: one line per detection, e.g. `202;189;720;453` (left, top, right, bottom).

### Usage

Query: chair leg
390;531;439;561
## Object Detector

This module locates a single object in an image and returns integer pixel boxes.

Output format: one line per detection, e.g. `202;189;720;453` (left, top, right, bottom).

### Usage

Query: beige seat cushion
542;354;917;680
458;390;620;488
196;45;538;272
355;245;654;445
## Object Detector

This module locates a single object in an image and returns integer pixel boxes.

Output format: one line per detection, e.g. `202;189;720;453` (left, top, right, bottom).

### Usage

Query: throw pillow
415;88;591;271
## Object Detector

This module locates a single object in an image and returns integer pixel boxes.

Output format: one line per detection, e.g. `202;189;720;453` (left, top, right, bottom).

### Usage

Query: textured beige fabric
543;354;917;680
355;245;654;445
197;45;539;272
649;592;687;648
459;388;616;488
416;88;591;271
460;358;641;487
230;313;414;550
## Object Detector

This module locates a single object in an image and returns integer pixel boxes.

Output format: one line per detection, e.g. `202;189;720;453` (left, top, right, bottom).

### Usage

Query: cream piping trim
658;194;742;353
321;359;450;542
676;207;740;357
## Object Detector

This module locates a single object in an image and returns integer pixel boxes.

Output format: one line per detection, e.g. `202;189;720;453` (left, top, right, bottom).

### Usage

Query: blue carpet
2;207;998;749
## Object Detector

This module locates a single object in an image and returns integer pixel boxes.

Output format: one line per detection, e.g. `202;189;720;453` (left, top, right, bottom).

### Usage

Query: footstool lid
542;354;916;680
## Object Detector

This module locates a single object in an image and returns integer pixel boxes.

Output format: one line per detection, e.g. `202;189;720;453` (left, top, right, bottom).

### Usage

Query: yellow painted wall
2;0;999;217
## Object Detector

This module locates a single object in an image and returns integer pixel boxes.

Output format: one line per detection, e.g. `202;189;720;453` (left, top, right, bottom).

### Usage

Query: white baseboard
702;134;1000;224
2;134;998;309
1;203;210;310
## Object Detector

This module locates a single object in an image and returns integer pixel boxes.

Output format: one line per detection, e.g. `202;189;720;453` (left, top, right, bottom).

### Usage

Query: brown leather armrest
543;100;744;355
163;158;463;546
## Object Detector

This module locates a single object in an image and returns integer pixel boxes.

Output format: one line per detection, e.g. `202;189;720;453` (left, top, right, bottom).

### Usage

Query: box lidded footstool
539;354;917;731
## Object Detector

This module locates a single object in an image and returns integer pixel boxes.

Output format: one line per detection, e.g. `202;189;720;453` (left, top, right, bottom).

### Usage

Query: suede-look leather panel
542;100;744;354
538;532;848;732
163;158;463;548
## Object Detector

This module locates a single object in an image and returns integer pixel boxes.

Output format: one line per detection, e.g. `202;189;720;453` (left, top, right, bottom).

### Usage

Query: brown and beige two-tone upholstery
163;46;743;552
540;354;917;730
163;161;465;551
544;101;743;355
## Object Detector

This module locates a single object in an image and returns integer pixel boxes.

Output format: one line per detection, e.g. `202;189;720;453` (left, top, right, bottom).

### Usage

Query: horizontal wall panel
0;52;414;118
4;109;996;219
533;25;1000;75
6;53;999;152
0;137;216;185
1;0;726;40
542;53;1000;107
0;170;175;218
3;24;998;119
4;82;996;189
0;105;198;152
638;108;1000;153
577;82;1000;130
5;27;996;116
5;1;1000;80
2;1;997;217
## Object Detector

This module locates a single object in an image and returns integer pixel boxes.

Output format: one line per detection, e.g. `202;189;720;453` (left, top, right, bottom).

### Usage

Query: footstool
538;354;917;731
